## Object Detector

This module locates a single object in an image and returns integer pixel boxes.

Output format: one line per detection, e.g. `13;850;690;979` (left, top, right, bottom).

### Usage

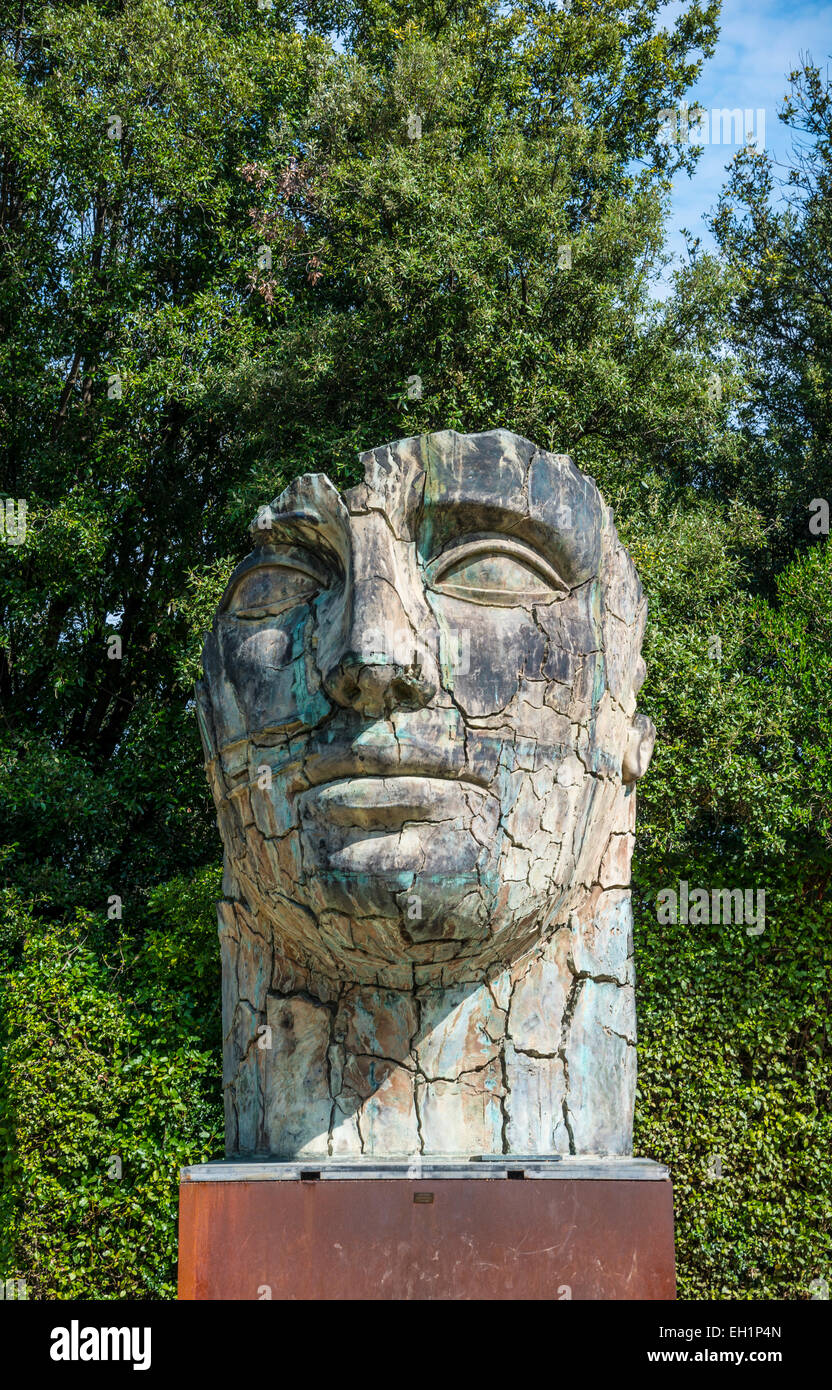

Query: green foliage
1;1;830;1300
711;58;832;576
0;879;222;1299
634;859;832;1300
624;524;832;1299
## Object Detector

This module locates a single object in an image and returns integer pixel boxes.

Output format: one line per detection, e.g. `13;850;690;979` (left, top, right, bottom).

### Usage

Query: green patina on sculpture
196;430;656;1158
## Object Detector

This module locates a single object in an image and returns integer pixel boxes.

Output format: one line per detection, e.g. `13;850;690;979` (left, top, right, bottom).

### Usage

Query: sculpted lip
297;751;490;793
299;775;487;829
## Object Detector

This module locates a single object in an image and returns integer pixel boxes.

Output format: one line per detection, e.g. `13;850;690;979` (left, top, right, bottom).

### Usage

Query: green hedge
0;873;223;1299
1;0;830;1302
633;857;832;1299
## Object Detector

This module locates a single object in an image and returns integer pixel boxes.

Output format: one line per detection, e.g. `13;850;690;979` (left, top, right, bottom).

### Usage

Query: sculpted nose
319;512;440;717
324;649;436;719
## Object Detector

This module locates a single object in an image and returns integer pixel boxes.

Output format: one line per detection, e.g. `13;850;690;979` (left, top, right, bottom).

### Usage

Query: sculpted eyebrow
421;498;571;570
254;510;344;569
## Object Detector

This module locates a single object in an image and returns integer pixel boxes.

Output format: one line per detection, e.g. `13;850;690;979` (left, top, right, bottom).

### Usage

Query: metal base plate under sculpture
178;1157;676;1301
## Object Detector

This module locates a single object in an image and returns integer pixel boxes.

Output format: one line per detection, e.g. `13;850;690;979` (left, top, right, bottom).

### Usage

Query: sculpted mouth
298;748;491;793
298;775;489;830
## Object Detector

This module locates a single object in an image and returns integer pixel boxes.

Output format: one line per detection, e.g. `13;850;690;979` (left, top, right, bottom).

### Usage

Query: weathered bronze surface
196;430;656;1158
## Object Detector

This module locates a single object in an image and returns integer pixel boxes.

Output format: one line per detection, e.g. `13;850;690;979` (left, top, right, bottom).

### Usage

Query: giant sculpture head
197;430;654;989
197;430;656;1158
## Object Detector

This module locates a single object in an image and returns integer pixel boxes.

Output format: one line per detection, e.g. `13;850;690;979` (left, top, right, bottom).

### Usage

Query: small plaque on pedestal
178;1156;675;1301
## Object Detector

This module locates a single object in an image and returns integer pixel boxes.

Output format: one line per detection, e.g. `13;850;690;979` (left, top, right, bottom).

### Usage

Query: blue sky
661;0;832;273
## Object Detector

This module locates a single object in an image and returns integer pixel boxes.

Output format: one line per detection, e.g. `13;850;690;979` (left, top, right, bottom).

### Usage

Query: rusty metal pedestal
178;1156;675;1301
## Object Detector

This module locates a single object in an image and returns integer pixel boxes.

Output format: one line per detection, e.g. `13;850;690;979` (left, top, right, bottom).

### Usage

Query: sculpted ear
622;711;656;784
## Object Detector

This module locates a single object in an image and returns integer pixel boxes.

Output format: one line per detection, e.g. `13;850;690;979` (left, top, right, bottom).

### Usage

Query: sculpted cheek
431;593;547;717
219;608;330;732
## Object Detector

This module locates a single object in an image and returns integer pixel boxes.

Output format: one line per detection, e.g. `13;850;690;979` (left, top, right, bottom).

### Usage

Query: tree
2;2;830;1300
712;58;832;578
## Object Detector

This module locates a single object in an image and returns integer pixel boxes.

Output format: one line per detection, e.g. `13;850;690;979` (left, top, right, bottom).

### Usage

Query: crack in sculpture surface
196;430;656;1158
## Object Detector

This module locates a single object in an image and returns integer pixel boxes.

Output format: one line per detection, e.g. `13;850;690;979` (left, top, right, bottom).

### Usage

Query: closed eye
426;535;567;606
222;548;330;620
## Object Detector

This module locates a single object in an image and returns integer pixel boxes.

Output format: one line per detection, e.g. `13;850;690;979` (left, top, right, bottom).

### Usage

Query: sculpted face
197;430;655;990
